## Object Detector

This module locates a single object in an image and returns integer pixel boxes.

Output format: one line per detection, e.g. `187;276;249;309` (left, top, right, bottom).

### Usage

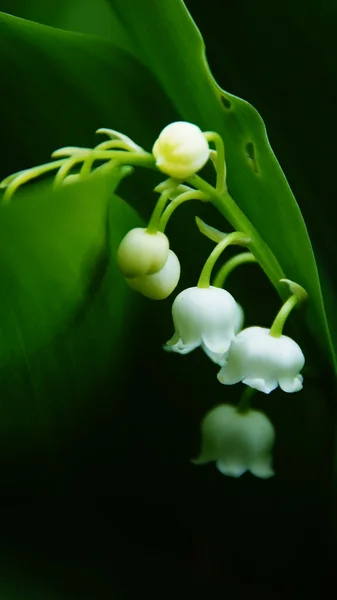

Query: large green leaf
0;11;175;180
0;167;144;441
0;166;117;364
107;0;335;370
0;11;182;449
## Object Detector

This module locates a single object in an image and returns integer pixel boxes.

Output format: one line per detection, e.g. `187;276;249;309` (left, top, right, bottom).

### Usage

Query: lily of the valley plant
1;120;309;480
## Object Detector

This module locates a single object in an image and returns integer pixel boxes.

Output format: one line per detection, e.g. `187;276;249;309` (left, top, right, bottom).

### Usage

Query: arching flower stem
158;190;208;232
213;252;257;288
187;173;286;292
269;278;308;338
198;231;251;288
204;131;226;193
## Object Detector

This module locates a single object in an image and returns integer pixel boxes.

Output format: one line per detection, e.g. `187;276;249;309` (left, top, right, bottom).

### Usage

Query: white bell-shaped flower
117;227;169;278
217;326;305;394
202;302;244;366
164;286;240;361
152;121;210;179
126;250;180;300
193;404;275;479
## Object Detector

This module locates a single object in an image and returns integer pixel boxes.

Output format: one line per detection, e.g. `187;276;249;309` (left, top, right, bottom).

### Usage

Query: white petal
171;286;238;353
201;333;232;355
127;250;180;300
249;448;275;478
202;345;228;366
219;326;305;393
234;303;244;333
195;404;275;475
163;337;200;354
216;459;247;478
242;377;278;394
249;458;275;479
278;374;303;393
217;361;243;385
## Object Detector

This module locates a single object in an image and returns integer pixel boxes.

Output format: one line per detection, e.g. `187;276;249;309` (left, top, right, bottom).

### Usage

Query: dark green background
0;1;336;596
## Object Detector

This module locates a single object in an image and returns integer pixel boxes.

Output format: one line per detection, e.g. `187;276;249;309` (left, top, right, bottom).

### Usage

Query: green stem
53;156;83;188
146;189;172;233
269;294;298;338
91;150;155;168
80;153;95;178
158;190;208;232
94;140;132;152
236;387;256;414
2;159;66;203
54;148;155;169
269;279;308;337
213;252;257;288
198;231;250;288
204;131;226;192
187;174;285;292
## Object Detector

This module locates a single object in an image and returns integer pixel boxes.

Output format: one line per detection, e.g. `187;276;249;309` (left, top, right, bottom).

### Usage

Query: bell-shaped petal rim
216;459;248;478
164;335;200;355
193;404;275;480
202;345;228;366
249;458;275;479
217;360;242;385
242;377;278;395
201;302;244;365
217;326;305;394
279;374;303;393
167;286;239;359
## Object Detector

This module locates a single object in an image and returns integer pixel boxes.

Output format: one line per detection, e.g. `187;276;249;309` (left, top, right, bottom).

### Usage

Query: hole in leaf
245;141;258;173
221;95;231;109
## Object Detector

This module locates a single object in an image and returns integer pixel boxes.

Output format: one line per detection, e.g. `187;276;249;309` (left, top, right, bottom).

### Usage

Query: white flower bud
152;121;210;179
218;326;305;394
164;286;240;361
126;250;180;300
193;404;275;479
117;227;169;278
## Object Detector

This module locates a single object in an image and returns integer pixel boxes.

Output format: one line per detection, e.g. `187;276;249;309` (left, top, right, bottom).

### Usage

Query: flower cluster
114;121;307;479
1;120;308;481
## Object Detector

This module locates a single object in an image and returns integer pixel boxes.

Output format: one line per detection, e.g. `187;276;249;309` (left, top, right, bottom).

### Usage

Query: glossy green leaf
0;11;175;181
0;11;176;443
0;173;143;444
0;165;121;364
107;0;335;370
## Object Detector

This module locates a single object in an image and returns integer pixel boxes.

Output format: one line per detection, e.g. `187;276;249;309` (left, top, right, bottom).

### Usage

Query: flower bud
217;326;305;394
193;404;275;479
152;121;210;179
117;227;169;278
126;250;180;300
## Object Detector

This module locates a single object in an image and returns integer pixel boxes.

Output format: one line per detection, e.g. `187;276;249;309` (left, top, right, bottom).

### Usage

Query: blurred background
0;0;336;597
